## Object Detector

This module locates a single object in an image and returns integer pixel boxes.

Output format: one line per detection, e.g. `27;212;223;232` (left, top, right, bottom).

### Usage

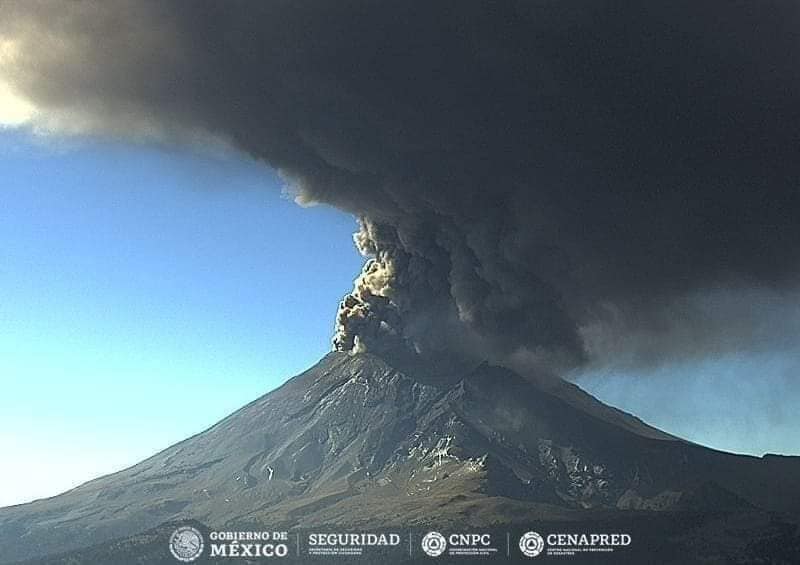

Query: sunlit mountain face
2;2;800;564
2;352;798;564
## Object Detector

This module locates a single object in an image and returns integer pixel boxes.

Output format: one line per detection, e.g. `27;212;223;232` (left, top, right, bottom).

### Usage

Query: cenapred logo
519;531;545;558
169;526;205;562
421;531;447;557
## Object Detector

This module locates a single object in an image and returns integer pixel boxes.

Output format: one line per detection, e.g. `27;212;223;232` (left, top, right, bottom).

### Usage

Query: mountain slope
1;352;798;563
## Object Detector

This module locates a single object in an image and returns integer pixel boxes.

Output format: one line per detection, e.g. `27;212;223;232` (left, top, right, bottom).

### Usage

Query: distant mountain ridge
1;352;799;563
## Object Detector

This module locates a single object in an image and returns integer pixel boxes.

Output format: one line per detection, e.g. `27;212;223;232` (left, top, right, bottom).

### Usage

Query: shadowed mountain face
1;353;799;563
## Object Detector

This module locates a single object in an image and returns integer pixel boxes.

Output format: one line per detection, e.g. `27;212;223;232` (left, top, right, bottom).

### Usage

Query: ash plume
2;1;800;372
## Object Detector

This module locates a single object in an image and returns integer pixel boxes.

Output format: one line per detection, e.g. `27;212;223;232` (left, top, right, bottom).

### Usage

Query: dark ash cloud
2;1;800;372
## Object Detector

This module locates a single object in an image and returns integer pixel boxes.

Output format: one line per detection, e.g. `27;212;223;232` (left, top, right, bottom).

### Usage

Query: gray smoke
2;1;800;373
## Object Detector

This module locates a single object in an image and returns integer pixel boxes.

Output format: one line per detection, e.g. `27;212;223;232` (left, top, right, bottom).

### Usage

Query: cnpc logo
421;531;492;557
421;531;447;557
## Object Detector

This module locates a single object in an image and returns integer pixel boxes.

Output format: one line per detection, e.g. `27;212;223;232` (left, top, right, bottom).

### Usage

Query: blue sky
0;129;363;507
1;128;798;508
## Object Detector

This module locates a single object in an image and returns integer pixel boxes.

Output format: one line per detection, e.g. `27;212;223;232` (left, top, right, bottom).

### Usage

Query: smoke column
2;1;800;373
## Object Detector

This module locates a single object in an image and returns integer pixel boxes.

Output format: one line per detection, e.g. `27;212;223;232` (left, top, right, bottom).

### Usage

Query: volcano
2;352;799;563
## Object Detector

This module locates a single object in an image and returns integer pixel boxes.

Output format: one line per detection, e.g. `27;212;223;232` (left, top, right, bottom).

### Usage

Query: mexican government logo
169;526;205;562
519;531;545;558
421;531;447;557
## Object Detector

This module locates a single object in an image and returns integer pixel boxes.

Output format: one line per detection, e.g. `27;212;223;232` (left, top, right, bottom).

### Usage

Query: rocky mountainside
1;352;799;563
